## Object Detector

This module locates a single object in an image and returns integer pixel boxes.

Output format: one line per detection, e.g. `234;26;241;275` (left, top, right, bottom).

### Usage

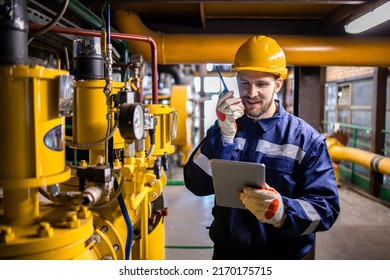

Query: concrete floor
163;167;390;260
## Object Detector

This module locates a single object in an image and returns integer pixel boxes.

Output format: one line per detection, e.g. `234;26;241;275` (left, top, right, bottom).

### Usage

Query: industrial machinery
0;1;176;260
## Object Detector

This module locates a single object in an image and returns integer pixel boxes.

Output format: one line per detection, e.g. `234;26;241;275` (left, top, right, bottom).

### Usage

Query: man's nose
247;84;257;98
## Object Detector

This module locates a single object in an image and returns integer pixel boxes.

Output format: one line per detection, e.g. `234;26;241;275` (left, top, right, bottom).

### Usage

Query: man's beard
245;97;274;119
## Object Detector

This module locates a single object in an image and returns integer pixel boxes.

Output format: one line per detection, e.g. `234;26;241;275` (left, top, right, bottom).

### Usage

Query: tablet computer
210;159;266;209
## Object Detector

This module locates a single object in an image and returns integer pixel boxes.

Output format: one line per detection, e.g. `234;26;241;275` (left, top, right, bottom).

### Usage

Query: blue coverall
183;101;340;259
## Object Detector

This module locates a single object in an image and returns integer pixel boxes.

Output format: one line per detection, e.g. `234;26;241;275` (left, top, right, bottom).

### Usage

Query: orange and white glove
239;184;285;227
216;91;244;143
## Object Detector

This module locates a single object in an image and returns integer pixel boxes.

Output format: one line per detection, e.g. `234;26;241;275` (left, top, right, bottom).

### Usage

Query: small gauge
132;104;144;140
119;103;145;140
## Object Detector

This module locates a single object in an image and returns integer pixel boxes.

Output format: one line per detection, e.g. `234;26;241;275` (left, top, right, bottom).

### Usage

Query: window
325;83;337;107
337;109;350;123
337;83;351;107
352;79;372;106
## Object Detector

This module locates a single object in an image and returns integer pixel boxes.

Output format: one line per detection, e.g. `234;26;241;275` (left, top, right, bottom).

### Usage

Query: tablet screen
210;159;266;209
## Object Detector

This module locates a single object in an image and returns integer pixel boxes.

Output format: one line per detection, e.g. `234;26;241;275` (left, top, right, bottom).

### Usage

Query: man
183;35;340;260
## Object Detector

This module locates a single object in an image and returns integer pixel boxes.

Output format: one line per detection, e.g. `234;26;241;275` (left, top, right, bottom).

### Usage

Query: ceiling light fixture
345;0;390;34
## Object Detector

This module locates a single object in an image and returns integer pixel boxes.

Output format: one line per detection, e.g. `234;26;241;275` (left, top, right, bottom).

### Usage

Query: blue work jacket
183;101;340;259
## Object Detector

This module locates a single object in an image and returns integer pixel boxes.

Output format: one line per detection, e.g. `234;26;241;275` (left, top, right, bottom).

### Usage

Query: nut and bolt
151;192;158;199
0;226;15;243
65;214;80;228
37;222;54;238
77;206;92;219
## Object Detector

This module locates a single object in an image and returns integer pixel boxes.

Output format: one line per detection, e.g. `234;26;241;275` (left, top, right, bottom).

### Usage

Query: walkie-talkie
216;66;229;96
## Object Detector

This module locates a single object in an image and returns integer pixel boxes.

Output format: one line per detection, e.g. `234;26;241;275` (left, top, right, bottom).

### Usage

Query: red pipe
29;24;158;104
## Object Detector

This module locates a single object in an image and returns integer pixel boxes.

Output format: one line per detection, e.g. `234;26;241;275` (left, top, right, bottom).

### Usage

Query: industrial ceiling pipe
114;11;390;67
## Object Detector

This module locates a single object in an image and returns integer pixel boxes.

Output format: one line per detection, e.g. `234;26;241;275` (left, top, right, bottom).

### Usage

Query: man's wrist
221;134;234;143
273;209;286;228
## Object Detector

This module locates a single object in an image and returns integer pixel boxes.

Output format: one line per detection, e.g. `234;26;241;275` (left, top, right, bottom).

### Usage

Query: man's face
237;70;283;119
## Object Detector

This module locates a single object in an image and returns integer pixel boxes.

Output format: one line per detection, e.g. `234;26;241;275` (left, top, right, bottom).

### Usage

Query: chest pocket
261;155;298;196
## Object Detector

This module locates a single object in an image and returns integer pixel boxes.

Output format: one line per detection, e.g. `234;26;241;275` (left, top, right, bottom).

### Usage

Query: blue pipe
106;4;110;44
114;179;132;260
117;193;132;260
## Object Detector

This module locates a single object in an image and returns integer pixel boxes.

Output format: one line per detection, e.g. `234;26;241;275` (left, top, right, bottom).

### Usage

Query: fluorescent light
345;1;390;34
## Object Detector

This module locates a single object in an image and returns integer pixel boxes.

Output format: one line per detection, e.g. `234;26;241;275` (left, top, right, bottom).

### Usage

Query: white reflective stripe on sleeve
235;137;246;151
193;147;212;176
256;140;306;164
297;199;321;235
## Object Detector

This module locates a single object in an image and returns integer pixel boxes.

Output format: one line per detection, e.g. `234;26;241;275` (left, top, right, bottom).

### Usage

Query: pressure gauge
119;103;145;140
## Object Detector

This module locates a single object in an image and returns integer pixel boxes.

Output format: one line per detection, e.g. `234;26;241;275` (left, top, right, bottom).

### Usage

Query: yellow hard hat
232;35;288;79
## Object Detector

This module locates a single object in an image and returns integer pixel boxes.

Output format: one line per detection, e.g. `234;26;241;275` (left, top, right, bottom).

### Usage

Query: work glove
239;184;285;227
216;91;244;143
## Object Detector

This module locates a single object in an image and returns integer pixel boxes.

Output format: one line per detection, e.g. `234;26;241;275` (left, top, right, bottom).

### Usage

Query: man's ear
275;78;283;92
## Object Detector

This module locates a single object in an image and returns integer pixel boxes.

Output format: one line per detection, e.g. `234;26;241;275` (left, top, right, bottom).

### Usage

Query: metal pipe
104;5;113;166
51;0;129;52
113;11;390;67
326;137;390;176
0;0;28;64
3;188;39;225
29;24;159;104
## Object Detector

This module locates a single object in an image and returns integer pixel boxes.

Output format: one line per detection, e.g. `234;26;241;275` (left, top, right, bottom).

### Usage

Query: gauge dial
119;103;145;140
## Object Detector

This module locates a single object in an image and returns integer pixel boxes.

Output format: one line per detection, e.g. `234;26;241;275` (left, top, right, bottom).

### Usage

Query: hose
38;187;51;201
104;112;112;165
66;121;118;148
114;178;132;260
146;128;156;158
28;0;69;45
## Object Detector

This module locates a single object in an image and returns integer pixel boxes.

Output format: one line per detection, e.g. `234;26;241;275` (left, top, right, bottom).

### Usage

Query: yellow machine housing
63;76;176;260
145;104;176;155
72;80;124;149
72;80;125;163
0;65;70;190
0;65;95;259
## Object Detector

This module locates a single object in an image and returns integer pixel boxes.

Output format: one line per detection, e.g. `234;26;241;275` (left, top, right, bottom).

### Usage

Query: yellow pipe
3;188;39;225
129;186;151;210
146;216;165;260
326;137;390;176
114;11;390;67
141;196;149;260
